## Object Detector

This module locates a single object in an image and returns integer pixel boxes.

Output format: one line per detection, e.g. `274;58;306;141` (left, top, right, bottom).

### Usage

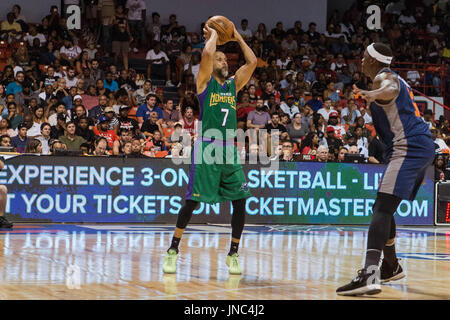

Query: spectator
117;105;139;135
280;95;300;119
147;11;161;42
92;115;118;150
48;103;70;126
141;111;163;139
247;99;271;131
59;39;82;66
317;97;334;122
300;132;319;155
130;138;145;157
11;123;29;153
265;113;289;141
287;112;309;146
92;136;108;156
368;135;385;164
90;59;105;82
431;127;450;153
345;133;368;158
76;116;95;144
316;145;329;162
6;102;23;130
136;93;163;124
103;71;119;93
113;128;133;155
0;134;12;147
24;138;42;154
36;122;52;154
237;19;253;39
50;114;68;139
6;71;25;95
337;146;349;162
89;95;109;121
179;106;197;137
326;127;343;152
146;42;173;86
354;126;369;150
327;111;346;140
0;12;22;44
110;5;132;70
0;118;15;137
280;140;295;161
341;99;360;125
126;0;147;53
134;80;153;106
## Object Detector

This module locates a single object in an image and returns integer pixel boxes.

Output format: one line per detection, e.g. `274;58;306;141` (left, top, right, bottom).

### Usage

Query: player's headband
367;43;392;64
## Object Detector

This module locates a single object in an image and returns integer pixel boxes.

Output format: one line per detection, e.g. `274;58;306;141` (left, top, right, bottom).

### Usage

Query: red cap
329;111;339;118
327;126;335;133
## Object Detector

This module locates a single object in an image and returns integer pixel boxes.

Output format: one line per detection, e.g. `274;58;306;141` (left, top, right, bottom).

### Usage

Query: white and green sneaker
163;249;178;274
226;253;242;275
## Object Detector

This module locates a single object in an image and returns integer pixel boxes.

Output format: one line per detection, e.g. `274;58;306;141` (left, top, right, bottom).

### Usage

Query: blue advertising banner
2;155;434;225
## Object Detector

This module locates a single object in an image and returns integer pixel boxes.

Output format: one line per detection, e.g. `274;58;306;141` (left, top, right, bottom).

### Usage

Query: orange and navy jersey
369;68;431;150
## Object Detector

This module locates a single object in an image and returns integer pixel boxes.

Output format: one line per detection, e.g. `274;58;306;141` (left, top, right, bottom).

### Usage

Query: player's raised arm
352;73;399;104
196;25;218;94
232;24;257;93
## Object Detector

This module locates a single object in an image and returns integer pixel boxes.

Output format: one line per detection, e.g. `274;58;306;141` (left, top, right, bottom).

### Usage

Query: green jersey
197;76;237;140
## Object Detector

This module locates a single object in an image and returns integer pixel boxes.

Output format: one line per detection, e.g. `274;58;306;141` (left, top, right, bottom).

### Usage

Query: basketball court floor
0;224;448;300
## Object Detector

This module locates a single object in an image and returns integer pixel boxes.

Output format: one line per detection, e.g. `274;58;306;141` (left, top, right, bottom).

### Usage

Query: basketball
206;15;234;45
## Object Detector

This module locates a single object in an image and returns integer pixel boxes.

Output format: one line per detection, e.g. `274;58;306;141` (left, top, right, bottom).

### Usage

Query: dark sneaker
336;268;381;296
380;259;405;283
0;216;12;228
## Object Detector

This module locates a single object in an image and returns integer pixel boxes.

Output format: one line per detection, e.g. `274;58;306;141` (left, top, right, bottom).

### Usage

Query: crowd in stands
0;0;448;174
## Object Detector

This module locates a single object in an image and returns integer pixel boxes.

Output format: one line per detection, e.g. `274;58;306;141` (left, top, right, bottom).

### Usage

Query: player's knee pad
372;192;402;217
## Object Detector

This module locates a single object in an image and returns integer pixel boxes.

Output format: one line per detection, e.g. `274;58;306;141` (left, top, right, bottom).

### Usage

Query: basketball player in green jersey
163;22;257;275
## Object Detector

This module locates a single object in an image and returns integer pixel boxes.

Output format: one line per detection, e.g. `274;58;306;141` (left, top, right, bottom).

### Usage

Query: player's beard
220;67;228;78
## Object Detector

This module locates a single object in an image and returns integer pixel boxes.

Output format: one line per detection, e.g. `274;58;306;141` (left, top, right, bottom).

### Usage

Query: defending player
336;43;434;296
162;22;257;275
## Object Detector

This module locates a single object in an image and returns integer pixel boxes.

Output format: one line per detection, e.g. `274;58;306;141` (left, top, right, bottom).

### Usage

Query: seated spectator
344;133;368;158
280;140;295;162
24;138;42;154
247;99;271;131
5;102;23;130
300;132;319;155
147;130;167;152
48;102;70;126
103;106;120;132
117;105;139;135
0;134;12;147
0;118;15;137
431;127;450;153
50;114;67;139
11;123;29;153
64;68;79;89
113;128;133;155
265;113;289;141
130;138;146;157
337;146;348;162
6;71;25;95
93;115;119;149
161;99;179;124
0;12;22;44
91;136;108;156
36;122;52;154
134;80;154;106
317;97;334;122
76;116;96;145
354;126;369;150
316;145;329;162
58;121;85;151
103;71;119;93
327;111;346;140
146;41;174;86
179;106;197;138
89;95;109;121
306;92;323;112
236;92;255;129
341;99;360;125
287;112;309;146
326;127;343;152
280;95;300;119
59;38;82;66
81;85;100;111
183;53;200;82
141;111;163;139
28;106;47;137
136;93;163;125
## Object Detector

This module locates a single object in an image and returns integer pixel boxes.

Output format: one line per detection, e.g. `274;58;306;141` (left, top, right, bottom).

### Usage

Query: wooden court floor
0;224;448;300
